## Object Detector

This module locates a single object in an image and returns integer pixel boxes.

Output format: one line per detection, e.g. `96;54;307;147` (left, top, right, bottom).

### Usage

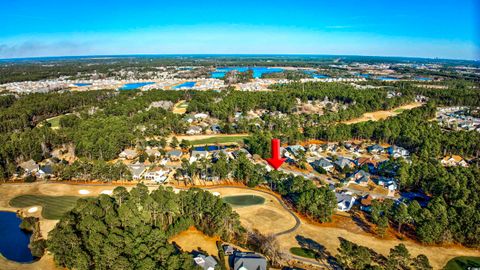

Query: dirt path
343;102;424;125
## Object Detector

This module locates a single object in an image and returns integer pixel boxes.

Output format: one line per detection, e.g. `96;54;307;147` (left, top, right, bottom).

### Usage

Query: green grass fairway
393;108;406;114
223;195;265;206
188;135;249;145
290;247;317;259
444;256;480;270
9;195;84;220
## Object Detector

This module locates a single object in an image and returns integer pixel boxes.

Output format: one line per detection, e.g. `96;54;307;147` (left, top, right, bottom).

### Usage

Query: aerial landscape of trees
48;184;244;270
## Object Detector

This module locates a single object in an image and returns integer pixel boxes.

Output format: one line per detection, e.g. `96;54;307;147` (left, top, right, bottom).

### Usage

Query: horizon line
1;53;479;63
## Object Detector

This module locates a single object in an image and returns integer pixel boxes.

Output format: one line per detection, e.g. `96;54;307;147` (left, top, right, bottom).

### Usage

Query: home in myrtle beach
193;254;217;270
127;163;147;180
119;149;138;160
335;192;356;212
233;252;267;270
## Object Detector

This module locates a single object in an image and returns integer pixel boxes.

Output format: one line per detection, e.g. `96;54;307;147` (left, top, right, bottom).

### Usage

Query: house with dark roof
19;159;39;175
233;252;267;270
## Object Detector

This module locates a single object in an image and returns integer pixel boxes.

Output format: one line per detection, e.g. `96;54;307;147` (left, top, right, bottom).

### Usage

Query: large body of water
173;81;196;90
211;67;284;79
303;70;329;79
119;82;155;90
0;211;35;263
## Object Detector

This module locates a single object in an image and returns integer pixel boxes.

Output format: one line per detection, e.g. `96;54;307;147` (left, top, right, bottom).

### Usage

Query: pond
223;195;265;206
377;76;399;81
119;82;155;90
0;211;35;263
194;145;226;151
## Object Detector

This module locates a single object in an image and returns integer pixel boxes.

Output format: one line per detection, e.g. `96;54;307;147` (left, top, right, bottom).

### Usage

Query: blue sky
0;0;478;60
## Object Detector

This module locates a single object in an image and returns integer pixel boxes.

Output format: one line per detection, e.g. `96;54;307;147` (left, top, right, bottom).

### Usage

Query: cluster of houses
193;245;267;270
436;106;480;132
184;113;222;135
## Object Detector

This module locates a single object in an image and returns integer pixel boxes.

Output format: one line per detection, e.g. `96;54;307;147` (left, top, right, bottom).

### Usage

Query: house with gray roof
127;163;147;180
286;145;305;157
335;192;356;211
233;252;267;270
193;254;217;270
19;159;39;174
119;149;138;160
310;158;334;172
167;149;182;161
334;157;355;169
347;170;371;186
367;144;384;154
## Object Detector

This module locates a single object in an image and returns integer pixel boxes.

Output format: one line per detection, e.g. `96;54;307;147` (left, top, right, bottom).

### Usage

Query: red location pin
266;138;286;170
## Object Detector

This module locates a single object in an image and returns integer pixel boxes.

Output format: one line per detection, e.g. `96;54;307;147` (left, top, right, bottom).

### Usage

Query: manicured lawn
290;247;317;259
393;108;406;113
444;256;480;270
188;135;249;145
45;115;63;129
178;102;189;108
9;195;85;220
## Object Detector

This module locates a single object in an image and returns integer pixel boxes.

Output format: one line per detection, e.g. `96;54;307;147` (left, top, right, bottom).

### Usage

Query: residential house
310;158;334;172
334;157;355;170
367;144;384;154
233;252;267;270
347;170;371;186
210;124;221;133
193;255;217;270
441;155;468;167
194;113;209;120
286;145;306;157
145;148;161;158
144;167;168;183
223;245;235;256
212;149;234;161
167;150;183;161
387;146;409;158
375;177;398;197
19;160;39;175
190;150;209;163
38;165;53;178
127;163;147;180
186;126;203;135
233;148;252;159
335;192;356;211
119;149;138;160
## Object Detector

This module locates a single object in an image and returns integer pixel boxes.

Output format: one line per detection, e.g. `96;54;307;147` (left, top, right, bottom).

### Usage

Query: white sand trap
27;207;38;213
212;192;221;197
79;189;90;195
101;190;113;195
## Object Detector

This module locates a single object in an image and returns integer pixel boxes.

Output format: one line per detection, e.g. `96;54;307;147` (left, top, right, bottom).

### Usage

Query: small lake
173;81;196;90
355;73;371;78
119;82;155;90
377;76;399;81
303;70;329;79
415;77;432;81
194;145;226;151
211;67;284;79
0;211;35;263
73;83;92;87
223;195;265;206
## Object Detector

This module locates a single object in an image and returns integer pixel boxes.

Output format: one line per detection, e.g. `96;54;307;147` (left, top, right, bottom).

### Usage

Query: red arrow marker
266;138;286;170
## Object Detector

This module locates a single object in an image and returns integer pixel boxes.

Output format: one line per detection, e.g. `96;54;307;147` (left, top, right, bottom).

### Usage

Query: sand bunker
211;192;221;196
27;207;38;213
101;190;113;195
78;189;90;195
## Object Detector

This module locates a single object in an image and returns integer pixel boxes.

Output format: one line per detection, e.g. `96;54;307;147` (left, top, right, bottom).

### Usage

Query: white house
144;167;168;183
335;192;356;211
